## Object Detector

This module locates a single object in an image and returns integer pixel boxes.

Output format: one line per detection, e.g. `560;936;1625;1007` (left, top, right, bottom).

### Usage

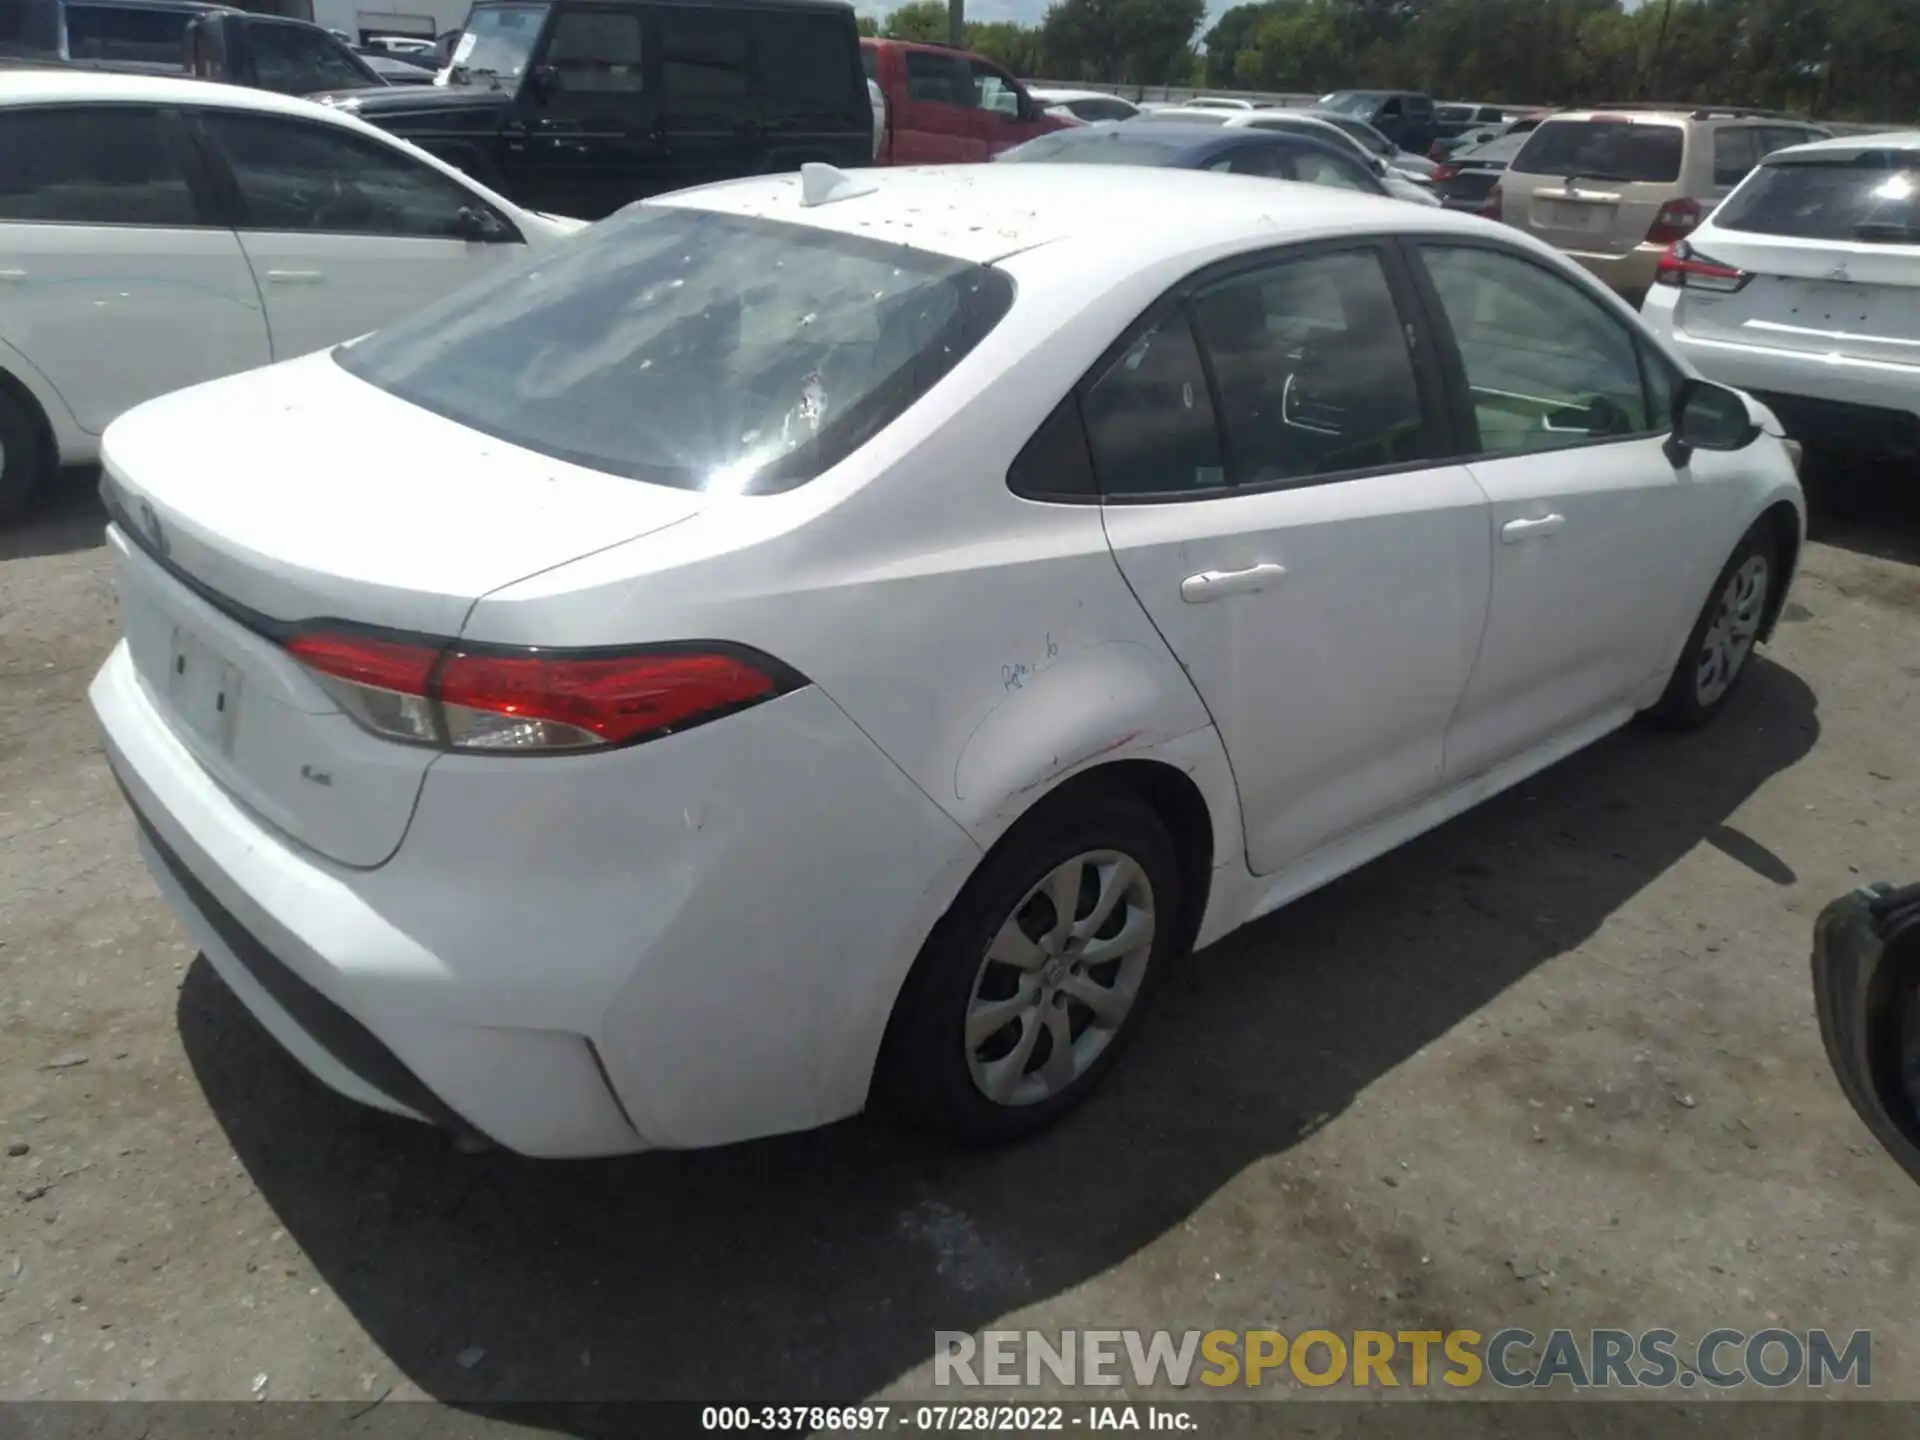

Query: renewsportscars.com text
934;1327;1871;1390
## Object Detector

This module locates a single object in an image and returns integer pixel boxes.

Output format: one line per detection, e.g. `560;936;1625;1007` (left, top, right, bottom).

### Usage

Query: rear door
653;3;760;191
754;4;868;171
1410;241;1709;778
1094;242;1492;875
188;107;526;360
893;45;979;162
0;103;267;434
1673;149;1920;368
1507;117;1687;256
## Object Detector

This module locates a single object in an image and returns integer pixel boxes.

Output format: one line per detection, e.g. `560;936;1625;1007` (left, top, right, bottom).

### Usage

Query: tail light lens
1431;162;1462;183
1653;239;1752;293
285;631;802;754
1646;197;1704;246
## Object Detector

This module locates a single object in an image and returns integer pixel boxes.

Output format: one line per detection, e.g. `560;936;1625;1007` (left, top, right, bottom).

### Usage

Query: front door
1410;241;1708;780
1094;244;1492;876
965;56;1042;156
501;3;664;219
190;108;527;361
0;103;267;433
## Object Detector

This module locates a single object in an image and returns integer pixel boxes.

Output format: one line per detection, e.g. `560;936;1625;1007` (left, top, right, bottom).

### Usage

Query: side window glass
1007;393;1098;500
1713;127;1761;188
1419;244;1651;455
540;8;644;93
761;15;863;122
0;0;61;52
904;51;965;106
64;4;192;67
1190;249;1431;485
659;9;751;113
0;105;197;225
1295;150;1372;191
1080;317;1224;497
968;58;1017;117
247;24;372;94
1225;145;1289;178
201;112;502;240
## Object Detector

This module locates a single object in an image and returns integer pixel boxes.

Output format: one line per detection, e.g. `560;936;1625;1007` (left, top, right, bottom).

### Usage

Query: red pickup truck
862;37;1072;165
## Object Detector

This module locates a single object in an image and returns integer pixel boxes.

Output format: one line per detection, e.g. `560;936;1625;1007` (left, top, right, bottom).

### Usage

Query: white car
1641;130;1920;458
1221;110;1443;206
0;71;582;518
92;163;1804;1159
1028;88;1141;125
1182;97;1257;112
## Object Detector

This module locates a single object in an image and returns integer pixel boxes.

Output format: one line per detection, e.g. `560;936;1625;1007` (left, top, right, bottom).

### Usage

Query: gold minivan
1489;106;1830;303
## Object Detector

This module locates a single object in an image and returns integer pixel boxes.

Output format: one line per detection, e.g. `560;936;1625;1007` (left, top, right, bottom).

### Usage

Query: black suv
321;0;872;221
1317;89;1438;154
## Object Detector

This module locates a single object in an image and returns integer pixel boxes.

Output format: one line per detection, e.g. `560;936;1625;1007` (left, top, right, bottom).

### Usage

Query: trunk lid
1508;117;1688;255
1675;231;1920;365
101;352;703;866
1676;151;1920;366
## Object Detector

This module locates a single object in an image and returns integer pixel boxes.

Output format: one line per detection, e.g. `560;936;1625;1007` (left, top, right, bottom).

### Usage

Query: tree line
860;0;1920;121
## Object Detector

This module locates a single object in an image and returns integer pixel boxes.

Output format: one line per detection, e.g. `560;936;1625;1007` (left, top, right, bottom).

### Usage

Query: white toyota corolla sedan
91;162;1805;1158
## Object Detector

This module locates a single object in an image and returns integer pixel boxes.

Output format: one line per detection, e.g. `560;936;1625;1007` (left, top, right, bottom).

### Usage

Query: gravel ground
2;468;1918;1419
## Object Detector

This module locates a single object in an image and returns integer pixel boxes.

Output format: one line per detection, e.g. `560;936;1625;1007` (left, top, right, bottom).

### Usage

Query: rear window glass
334;206;1014;494
1511;120;1684;183
997;129;1200;164
757;14;862;121
65;3;192;67
1714;155;1920;244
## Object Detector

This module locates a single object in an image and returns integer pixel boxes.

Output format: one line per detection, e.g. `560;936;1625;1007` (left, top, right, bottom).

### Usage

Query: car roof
1765;129;1920;161
0;68;365;122
655;162;1485;268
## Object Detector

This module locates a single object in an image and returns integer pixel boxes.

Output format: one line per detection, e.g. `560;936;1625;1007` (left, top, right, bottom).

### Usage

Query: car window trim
1066;236;1457;506
1396;234;1677;463
184;107;523;244
0;101;225;230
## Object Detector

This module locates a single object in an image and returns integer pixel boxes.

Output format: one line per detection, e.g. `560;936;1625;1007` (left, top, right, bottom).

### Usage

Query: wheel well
1045;759;1216;961
1757;500;1802;642
0;365;57;479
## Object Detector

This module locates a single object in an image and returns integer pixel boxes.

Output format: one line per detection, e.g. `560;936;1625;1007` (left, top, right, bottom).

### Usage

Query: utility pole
949;0;963;47
1646;0;1676;100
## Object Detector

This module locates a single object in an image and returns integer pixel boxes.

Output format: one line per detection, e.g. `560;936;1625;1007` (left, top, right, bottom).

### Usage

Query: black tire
1650;521;1780;730
875;783;1182;1145
0;385;47;525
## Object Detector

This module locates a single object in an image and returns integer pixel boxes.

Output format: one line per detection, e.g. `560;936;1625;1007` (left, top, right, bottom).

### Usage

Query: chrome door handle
1180;562;1286;603
1500;513;1566;544
265;270;323;284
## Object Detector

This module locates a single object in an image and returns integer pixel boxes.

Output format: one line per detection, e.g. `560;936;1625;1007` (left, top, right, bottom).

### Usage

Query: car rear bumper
91;639;981;1157
1642;295;1920;457
1560;243;1663;302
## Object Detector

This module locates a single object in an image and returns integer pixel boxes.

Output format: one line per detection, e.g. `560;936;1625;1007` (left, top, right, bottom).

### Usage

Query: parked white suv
0;71;581;519
1641;131;1920;459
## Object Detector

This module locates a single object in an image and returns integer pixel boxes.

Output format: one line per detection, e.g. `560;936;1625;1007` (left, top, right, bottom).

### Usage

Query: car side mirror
455;204;510;242
1664;377;1761;467
1372;155;1389;176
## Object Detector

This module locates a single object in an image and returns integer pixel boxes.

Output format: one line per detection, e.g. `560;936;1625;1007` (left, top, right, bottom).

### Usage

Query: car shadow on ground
0;471;106;563
1802;452;1920;568
177;658;1818;1422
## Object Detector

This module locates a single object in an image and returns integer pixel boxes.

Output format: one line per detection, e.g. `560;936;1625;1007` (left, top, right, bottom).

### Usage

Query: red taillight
284;631;799;754
1646;197;1703;246
1431;162;1462;183
1653;239;1751;293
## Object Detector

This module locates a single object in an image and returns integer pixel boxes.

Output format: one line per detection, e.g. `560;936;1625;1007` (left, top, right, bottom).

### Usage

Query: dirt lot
2;468;1918;1419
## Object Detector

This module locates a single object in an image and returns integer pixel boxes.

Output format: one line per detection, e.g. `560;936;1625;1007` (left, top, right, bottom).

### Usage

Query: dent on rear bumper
92;642;982;1156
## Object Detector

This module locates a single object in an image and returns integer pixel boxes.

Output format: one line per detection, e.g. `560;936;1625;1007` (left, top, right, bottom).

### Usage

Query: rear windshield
1510;119;1684;183
996;128;1198;163
335;206;1014;494
1715;154;1920;244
